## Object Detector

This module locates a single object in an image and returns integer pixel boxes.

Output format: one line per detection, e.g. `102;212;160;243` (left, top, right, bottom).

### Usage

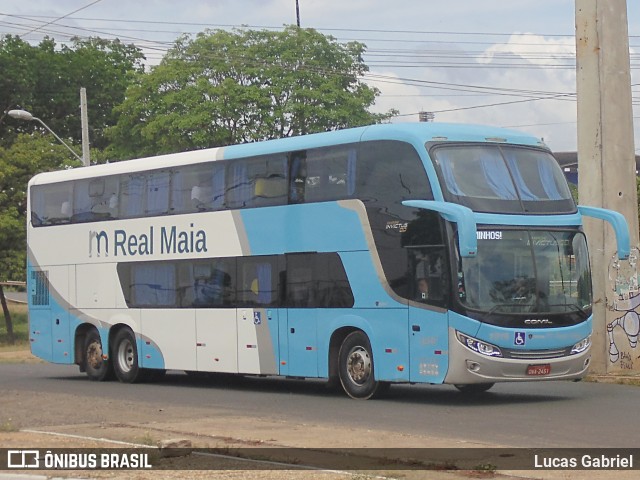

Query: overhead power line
18;0;103;38
2;10;638;114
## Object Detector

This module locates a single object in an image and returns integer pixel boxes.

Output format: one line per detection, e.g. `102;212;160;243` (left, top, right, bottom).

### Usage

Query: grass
133;431;156;446
0;302;29;347
0;419;18;432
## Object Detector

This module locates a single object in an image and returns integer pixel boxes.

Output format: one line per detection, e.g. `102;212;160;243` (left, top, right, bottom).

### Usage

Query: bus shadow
150;371;574;406
380;383;570;406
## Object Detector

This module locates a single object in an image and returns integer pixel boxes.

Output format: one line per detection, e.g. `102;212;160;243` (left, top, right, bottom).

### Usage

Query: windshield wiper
547;303;590;318
485;303;535;318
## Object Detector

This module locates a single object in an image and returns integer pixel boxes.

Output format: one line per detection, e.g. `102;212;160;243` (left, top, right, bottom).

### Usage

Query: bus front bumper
443;329;592;385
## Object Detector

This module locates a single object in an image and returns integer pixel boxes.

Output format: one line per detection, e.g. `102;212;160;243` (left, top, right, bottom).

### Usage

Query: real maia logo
89;224;207;257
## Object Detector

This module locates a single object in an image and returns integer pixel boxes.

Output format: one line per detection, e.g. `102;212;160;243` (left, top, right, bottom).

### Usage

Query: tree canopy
107;26;394;159
0;35;145;150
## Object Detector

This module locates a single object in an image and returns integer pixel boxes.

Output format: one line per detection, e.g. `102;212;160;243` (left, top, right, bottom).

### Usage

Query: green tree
107;27;394;159
0;134;80;281
0;35;145;150
0;35;40;146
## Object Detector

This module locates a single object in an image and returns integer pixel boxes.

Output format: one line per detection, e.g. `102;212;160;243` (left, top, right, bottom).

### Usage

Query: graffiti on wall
607;248;640;369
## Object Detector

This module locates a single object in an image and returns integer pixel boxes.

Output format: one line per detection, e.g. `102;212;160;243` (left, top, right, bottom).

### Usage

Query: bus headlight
456;331;503;357
571;335;591;355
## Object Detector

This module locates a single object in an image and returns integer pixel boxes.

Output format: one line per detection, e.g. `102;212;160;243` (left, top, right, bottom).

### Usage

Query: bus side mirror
402;200;477;258
578;206;630;260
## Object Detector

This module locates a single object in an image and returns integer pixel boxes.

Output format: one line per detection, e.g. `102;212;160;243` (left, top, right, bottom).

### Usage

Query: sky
1;0;639;153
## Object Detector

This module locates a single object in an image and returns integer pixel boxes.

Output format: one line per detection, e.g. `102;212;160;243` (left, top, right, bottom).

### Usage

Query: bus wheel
83;329;112;381
338;331;380;399
112;328;144;383
454;383;495;394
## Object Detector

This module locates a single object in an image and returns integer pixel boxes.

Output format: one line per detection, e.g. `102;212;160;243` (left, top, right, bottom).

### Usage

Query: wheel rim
346;346;371;385
116;338;135;373
86;341;103;370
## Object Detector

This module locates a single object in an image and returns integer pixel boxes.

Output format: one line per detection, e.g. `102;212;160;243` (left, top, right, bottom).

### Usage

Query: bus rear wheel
338;331;381;399
83;329;112;381
112;328;145;383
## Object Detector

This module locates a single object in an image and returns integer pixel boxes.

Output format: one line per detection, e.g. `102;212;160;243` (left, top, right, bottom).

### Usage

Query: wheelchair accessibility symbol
514;331;526;346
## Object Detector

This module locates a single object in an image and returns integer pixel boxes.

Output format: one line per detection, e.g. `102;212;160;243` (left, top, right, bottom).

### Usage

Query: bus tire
454;383;495;394
112;328;145;383
338;331;380;399
83;329;112;381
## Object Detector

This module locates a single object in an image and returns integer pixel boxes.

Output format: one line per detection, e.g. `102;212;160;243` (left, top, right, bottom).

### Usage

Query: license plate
527;364;551;376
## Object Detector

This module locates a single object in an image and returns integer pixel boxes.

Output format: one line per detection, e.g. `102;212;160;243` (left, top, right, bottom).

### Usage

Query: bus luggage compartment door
408;307;449;384
237;308;279;375
286;309;318;378
196;308;237;373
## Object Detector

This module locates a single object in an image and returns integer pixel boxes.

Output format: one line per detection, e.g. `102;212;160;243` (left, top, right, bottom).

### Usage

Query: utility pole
295;0;301;27
576;0;639;374
80;87;90;166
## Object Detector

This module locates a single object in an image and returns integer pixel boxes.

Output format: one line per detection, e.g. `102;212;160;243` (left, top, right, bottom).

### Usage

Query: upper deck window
432;144;575;214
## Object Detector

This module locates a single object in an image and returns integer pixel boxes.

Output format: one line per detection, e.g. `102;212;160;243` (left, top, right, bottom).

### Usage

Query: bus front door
407;247;449;384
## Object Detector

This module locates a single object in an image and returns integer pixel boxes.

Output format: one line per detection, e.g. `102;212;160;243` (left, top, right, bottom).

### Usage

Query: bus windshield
458;229;592;316
432;144;575;214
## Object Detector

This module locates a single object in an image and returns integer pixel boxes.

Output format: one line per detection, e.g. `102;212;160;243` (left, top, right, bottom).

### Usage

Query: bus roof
28;122;545;186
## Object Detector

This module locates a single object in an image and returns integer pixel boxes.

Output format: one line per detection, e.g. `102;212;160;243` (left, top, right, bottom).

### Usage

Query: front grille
503;346;573;360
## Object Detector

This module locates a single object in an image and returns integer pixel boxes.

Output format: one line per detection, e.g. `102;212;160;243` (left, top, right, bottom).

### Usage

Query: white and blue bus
26;123;630;398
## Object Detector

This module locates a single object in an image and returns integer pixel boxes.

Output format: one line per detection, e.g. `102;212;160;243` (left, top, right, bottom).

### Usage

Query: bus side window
73;177;119;222
252;155;288;208
131;263;177;307
404;212;449;306
33;182;73;225
315;253;354;308
285;254;314;307
289;152;307;204
146;171;170;215
238;257;278;306
284;253;354;308
192;258;236;307
305;146;357;202
120;174;145;218
409;248;447;305
171;163;226;214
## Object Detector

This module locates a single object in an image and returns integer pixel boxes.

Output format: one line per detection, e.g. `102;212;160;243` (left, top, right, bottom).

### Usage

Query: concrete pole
576;0;639;374
80;87;90;166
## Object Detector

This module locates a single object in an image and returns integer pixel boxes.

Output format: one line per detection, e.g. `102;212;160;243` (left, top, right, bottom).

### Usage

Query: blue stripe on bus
239;202;369;255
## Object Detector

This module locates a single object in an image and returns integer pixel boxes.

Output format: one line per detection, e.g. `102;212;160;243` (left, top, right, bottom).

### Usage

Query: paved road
2;291;27;303
1;363;638;449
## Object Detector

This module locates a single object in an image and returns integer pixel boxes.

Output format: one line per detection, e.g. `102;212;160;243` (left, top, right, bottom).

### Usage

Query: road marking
19;429;393;479
21;429;152;448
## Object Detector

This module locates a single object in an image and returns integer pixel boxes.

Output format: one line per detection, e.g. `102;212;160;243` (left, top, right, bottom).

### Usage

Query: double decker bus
26;123;629;398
